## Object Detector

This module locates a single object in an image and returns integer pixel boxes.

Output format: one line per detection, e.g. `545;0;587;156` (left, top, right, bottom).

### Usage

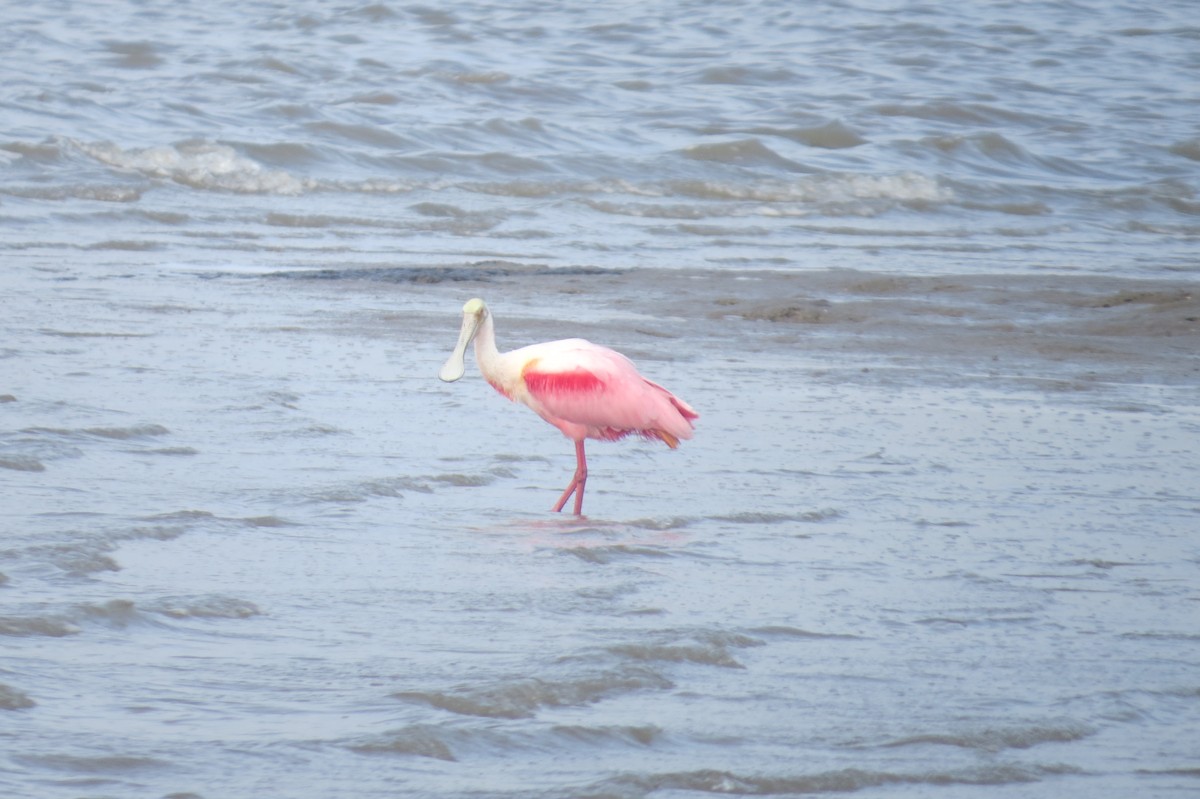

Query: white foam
828;172;953;203
707;173;953;204
75;140;312;195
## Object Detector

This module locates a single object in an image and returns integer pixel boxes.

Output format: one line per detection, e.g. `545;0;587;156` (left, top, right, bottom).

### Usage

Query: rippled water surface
3;1;1199;797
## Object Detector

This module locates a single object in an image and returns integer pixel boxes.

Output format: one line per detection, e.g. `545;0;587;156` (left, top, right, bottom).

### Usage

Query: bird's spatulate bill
438;310;480;382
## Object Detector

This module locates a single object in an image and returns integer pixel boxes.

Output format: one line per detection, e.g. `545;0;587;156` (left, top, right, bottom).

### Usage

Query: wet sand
272;262;1200;386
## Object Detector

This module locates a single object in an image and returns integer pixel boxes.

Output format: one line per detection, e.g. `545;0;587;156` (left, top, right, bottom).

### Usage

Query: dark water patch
310;476;433;502
393;667;673;719
696;65;798;86
926;130;1022;154
553;723;663;747
264;212;393;228
0;595;252;635
914;518;973;528
50;546;121;576
606;630;765;670
0;431;84;468
305;121;414;149
592;763;1080;796
0;683;36;710
749;625;866;641
0;139;68;162
1065;558;1142;570
586;198;713;220
411;201;473;218
86;239;163;251
336;90;403;105
493;452;553;464
241;515;295;528
39;329;153;339
147;595;261;620
10;534;119;575
347;724;458;761
238;141;324;166
0;454;45;472
144;446;198;456
7;515;215;578
102;40;166;69
140;510;216;522
557;544;674;564
915;615;1036;628
432;472;496;487
881;721;1095;752
654;221;773;239
624;516;694;531
756;120;866;150
875;100;1049;126
0;614;81;637
1169;138;1200;162
1137;767;1200;778
680;139;805;171
738;299;862;325
25;423;170;440
689;269;1200;385
607;642;746;669
1101;402;1171;414
921;132;1101;179
75;598;145;627
264;261;618;283
35;595;257;629
270;422;348;439
1118;631;1200;642
711;509;842;524
15;752;171;773
348;720;663;763
1075;288;1194;310
0;184;144;202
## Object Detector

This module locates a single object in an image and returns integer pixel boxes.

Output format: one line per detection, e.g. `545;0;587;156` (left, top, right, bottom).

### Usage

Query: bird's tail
639;378;698;447
668;394;699;422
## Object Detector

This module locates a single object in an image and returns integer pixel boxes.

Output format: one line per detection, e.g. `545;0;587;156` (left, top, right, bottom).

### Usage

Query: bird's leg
572;439;587;515
551;440;588;515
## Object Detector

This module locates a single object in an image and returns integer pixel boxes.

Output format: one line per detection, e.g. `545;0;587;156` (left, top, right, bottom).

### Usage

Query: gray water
3;1;1199;797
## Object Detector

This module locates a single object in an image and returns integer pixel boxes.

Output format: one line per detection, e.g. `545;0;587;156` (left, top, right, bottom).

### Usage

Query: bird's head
438;298;489;382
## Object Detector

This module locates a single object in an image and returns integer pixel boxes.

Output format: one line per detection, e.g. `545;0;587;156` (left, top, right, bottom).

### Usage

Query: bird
438;298;698;515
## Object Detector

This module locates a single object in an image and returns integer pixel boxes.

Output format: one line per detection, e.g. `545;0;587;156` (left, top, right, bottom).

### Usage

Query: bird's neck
473;313;504;381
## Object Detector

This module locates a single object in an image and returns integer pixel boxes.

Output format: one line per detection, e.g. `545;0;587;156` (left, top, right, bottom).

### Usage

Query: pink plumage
439;299;698;515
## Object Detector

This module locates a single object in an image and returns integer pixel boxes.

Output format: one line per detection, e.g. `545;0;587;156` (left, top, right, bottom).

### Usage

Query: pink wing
520;342;696;445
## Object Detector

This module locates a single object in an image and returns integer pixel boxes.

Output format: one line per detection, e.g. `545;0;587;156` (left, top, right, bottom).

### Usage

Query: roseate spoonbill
438;298;698;515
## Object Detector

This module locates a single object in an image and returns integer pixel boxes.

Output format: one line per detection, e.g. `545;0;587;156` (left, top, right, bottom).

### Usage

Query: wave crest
76;140;313;195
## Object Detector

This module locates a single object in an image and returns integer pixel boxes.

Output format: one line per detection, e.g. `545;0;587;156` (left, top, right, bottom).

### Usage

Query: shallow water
3;1;1200;798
